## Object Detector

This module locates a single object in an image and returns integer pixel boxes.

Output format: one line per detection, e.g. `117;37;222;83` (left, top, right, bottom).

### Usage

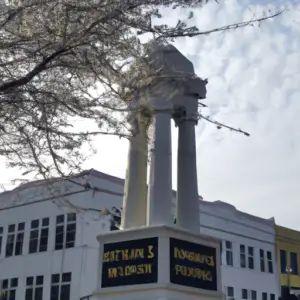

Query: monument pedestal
91;226;222;300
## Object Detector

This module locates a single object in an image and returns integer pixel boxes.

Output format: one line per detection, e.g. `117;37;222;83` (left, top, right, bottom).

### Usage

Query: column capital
172;105;198;127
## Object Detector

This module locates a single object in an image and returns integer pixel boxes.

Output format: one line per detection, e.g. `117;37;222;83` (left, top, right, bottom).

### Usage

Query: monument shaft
176;117;200;233
121;116;148;229
147;111;173;226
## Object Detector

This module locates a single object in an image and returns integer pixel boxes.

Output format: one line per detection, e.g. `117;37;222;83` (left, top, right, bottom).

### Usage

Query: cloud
1;0;300;231
171;0;300;229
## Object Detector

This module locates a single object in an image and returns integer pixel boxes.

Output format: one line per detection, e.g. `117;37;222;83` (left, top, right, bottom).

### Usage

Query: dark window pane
41;228;48;238
2;279;8;289
15;233;24;255
262;293;268;300
50;286;59;300
31;220;39;229
240;254;246;268
7;235;14;243
29;239;38;254
39;242;48;252
225;241;232;249
26;277;34;286
261;258;265;272
280;250;287;273
9;290;15;300
56;225;64;234
1;292;7;300
227;287;234;297
67;223;76;232
35;287;43;300
62;273;71;282
67;213;76;222
36;275;44;285
30;230;39;239
267;251;272;260
8;224;15;233
0;236;2;255
25;288;33;300
66;230;76;242
251;290;257;300
242;289;248;299
18;222;25;231
240;244;245;253
52;274;60;284
248;246;254;256
248;257;254;269
61;284;71;300
56;215;64;224
55;243;63;250
270;294;275;300
42;218;49;226
39;229;48;252
260;249;264;258
10;278;18;287
55;231;64;250
268;261;274;273
290;252;298;275
0;226;3;234
226;251;233;266
16;232;23;242
5;235;14;257
66;241;75;248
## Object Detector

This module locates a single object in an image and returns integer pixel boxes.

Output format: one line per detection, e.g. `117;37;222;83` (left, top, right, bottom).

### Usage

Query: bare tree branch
0;0;282;179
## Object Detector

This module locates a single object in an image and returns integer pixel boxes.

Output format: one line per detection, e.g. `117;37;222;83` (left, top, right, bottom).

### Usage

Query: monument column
121;114;148;229
147;110;173;226
175;109;200;233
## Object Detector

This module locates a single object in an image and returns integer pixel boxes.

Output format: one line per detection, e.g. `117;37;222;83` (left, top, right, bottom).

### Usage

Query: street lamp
286;266;292;294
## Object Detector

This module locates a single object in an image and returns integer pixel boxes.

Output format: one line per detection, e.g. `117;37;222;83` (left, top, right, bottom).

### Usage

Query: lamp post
286;266;292;294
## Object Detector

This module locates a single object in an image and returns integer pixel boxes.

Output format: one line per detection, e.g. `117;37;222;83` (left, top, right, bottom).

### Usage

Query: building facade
276;225;300;297
0;169;124;300
0;169;280;300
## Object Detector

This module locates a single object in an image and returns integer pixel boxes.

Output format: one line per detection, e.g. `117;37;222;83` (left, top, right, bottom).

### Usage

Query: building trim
201;224;275;245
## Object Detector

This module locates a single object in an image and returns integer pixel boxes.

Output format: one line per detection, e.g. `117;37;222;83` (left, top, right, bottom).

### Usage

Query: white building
198;200;280;300
0;169;279;300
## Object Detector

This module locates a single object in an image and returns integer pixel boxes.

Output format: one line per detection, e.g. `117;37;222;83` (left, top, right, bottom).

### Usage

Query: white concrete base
91;283;222;300
91;225;222;300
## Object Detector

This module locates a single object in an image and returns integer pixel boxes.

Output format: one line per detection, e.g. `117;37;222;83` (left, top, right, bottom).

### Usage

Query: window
55;213;76;250
29;218;49;254
50;273;72;300
280;250;287;273
226;286;234;298
0;226;3;255
242;289;248;299
25;275;43;300
251;291;257;300
225;241;233;266
5;222;25;257
267;251;273;273
240;244;246;268
260;249;265;272
1;278;18;300
290;252;298;275
262;292;268;300
270;294;275;300
248;246;254;269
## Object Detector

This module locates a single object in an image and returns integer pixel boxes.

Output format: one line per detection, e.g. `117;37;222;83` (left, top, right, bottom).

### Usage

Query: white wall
0;170;279;300
0;170;123;300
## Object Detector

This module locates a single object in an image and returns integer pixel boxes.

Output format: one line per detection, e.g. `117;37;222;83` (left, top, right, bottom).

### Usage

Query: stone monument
91;43;222;300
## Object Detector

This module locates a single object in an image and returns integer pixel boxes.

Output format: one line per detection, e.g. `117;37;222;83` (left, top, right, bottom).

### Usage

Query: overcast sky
1;0;300;229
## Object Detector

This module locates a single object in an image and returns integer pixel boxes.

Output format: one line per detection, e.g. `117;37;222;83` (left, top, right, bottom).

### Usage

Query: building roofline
199;199;275;226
